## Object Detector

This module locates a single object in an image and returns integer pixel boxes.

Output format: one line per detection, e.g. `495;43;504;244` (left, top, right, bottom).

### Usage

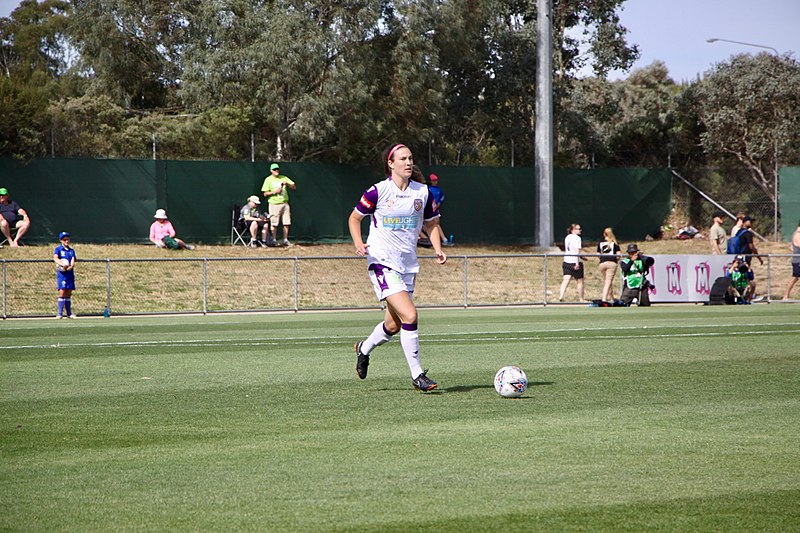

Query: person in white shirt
348;143;447;392
559;223;585;302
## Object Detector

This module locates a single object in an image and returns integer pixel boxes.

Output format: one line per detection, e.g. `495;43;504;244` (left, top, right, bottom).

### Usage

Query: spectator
348;143;446;392
239;195;270;247
730;212;745;238
619;243;654;306
54;231;77;319
782;221;800;301
709;211;727;254
739;215;763;266
149;209;194;250
417;171;452;247
597;227;621;302
558;223;585;302
0;187;31;247
261;162;296;246
726;255;755;304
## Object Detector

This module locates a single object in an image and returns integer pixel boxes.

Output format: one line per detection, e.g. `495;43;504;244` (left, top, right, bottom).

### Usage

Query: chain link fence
2;254;797;318
673;167;779;239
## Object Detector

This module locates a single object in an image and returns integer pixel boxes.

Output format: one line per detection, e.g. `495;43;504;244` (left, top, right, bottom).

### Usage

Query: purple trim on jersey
368;263;389;291
355;185;379;215
401;323;418;331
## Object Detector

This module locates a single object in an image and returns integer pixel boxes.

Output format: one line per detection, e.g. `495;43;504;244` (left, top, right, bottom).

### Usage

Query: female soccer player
53;231;77;318
348;143;447;392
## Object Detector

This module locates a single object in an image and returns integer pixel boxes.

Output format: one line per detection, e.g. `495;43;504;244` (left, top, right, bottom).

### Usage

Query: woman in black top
597;227;621;302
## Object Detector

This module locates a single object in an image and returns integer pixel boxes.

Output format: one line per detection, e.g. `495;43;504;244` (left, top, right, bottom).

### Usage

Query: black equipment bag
709;276;732;305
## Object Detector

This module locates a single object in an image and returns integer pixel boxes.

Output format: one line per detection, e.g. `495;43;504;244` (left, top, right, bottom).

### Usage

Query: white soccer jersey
354;178;440;273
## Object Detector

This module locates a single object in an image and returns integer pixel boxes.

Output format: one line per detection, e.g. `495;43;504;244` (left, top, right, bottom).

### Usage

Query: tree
692;52;800;201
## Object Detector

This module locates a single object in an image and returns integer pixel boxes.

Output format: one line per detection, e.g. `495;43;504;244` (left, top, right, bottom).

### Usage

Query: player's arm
348;210;368;256
423;218;447;264
53;252;61;267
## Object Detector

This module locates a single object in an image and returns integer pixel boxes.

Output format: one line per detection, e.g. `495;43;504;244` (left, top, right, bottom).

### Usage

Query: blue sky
1;0;797;82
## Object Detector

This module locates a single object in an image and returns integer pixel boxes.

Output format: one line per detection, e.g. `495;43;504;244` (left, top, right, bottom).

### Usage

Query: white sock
361;322;393;354
400;324;422;378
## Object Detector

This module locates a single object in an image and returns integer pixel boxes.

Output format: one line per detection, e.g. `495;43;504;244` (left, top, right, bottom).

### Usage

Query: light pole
706;38;779;56
706;37;781;240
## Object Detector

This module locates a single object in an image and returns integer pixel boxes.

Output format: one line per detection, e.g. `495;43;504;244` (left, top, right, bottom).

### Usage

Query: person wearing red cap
419;173;453;247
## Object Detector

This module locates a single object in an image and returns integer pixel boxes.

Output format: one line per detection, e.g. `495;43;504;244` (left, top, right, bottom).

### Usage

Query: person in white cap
239;195;271;247
148;209;194;250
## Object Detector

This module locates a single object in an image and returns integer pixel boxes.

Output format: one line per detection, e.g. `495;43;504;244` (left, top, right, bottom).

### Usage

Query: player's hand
354;243;369;256
436;250;447;264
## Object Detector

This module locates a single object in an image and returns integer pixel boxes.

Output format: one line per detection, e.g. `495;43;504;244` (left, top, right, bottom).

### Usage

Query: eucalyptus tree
68;0;187;109
0;0;71;159
692;52;800;201
431;0;639;166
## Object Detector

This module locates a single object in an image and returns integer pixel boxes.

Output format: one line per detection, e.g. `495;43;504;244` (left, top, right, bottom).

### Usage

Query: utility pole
534;0;554;248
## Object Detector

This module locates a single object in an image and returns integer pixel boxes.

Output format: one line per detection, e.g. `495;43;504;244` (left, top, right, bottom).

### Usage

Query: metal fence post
463;256;468;308
543;254;548;306
294;257;300;311
202;258;208;314
2;260;6;319
106;259;111;315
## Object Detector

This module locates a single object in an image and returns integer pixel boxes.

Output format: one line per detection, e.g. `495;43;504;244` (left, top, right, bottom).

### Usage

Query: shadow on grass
443;381;555;393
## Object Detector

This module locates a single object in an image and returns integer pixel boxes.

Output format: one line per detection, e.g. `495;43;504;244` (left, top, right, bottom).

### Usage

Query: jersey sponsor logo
382;215;418;229
414;199;423;211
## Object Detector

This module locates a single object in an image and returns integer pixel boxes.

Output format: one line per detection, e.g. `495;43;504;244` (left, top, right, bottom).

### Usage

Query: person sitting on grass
149;209;195;250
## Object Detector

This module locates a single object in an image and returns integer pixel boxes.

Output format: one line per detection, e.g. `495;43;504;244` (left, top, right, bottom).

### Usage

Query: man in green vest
726;255;755;304
619;243;654;306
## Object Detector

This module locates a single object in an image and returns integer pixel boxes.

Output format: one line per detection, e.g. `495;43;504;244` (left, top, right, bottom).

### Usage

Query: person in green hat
0;187;30;247
260;163;296;246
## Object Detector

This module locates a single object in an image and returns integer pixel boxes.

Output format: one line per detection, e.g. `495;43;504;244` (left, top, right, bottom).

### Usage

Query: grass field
2;305;799;531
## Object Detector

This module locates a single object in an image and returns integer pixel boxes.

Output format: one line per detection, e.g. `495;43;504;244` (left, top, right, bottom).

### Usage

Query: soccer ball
57;258;70;272
494;365;528;398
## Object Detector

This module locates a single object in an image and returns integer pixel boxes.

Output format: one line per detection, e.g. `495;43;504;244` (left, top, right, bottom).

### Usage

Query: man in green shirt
619;243;654;306
261;163;297;246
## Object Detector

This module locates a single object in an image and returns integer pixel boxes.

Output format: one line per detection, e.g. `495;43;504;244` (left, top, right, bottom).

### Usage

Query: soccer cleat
412;370;438;392
68;314;77;319
355;342;369;379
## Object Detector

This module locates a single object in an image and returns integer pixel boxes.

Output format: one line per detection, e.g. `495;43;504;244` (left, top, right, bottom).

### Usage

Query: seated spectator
726;255;755;304
0;187;30;247
149;209;194;250
239;195;271;247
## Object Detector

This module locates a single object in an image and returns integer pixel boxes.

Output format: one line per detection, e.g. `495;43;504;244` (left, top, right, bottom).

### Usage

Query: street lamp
706;38;780;55
706;37;781;240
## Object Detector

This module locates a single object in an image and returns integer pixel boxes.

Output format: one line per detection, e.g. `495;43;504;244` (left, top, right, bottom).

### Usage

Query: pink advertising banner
647;255;736;303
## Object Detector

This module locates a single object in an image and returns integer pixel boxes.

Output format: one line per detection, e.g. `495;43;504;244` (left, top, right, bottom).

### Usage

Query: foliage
691;53;800;201
0;0;798;198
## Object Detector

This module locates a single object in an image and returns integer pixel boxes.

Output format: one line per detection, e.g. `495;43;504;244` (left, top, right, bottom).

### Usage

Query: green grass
2;306;799;531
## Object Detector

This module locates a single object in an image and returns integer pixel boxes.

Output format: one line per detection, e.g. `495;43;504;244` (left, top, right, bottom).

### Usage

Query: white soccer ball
57;258;70;272
494;365;528;398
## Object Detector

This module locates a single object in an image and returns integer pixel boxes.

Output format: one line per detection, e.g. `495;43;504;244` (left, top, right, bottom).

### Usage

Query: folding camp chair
231;205;247;246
